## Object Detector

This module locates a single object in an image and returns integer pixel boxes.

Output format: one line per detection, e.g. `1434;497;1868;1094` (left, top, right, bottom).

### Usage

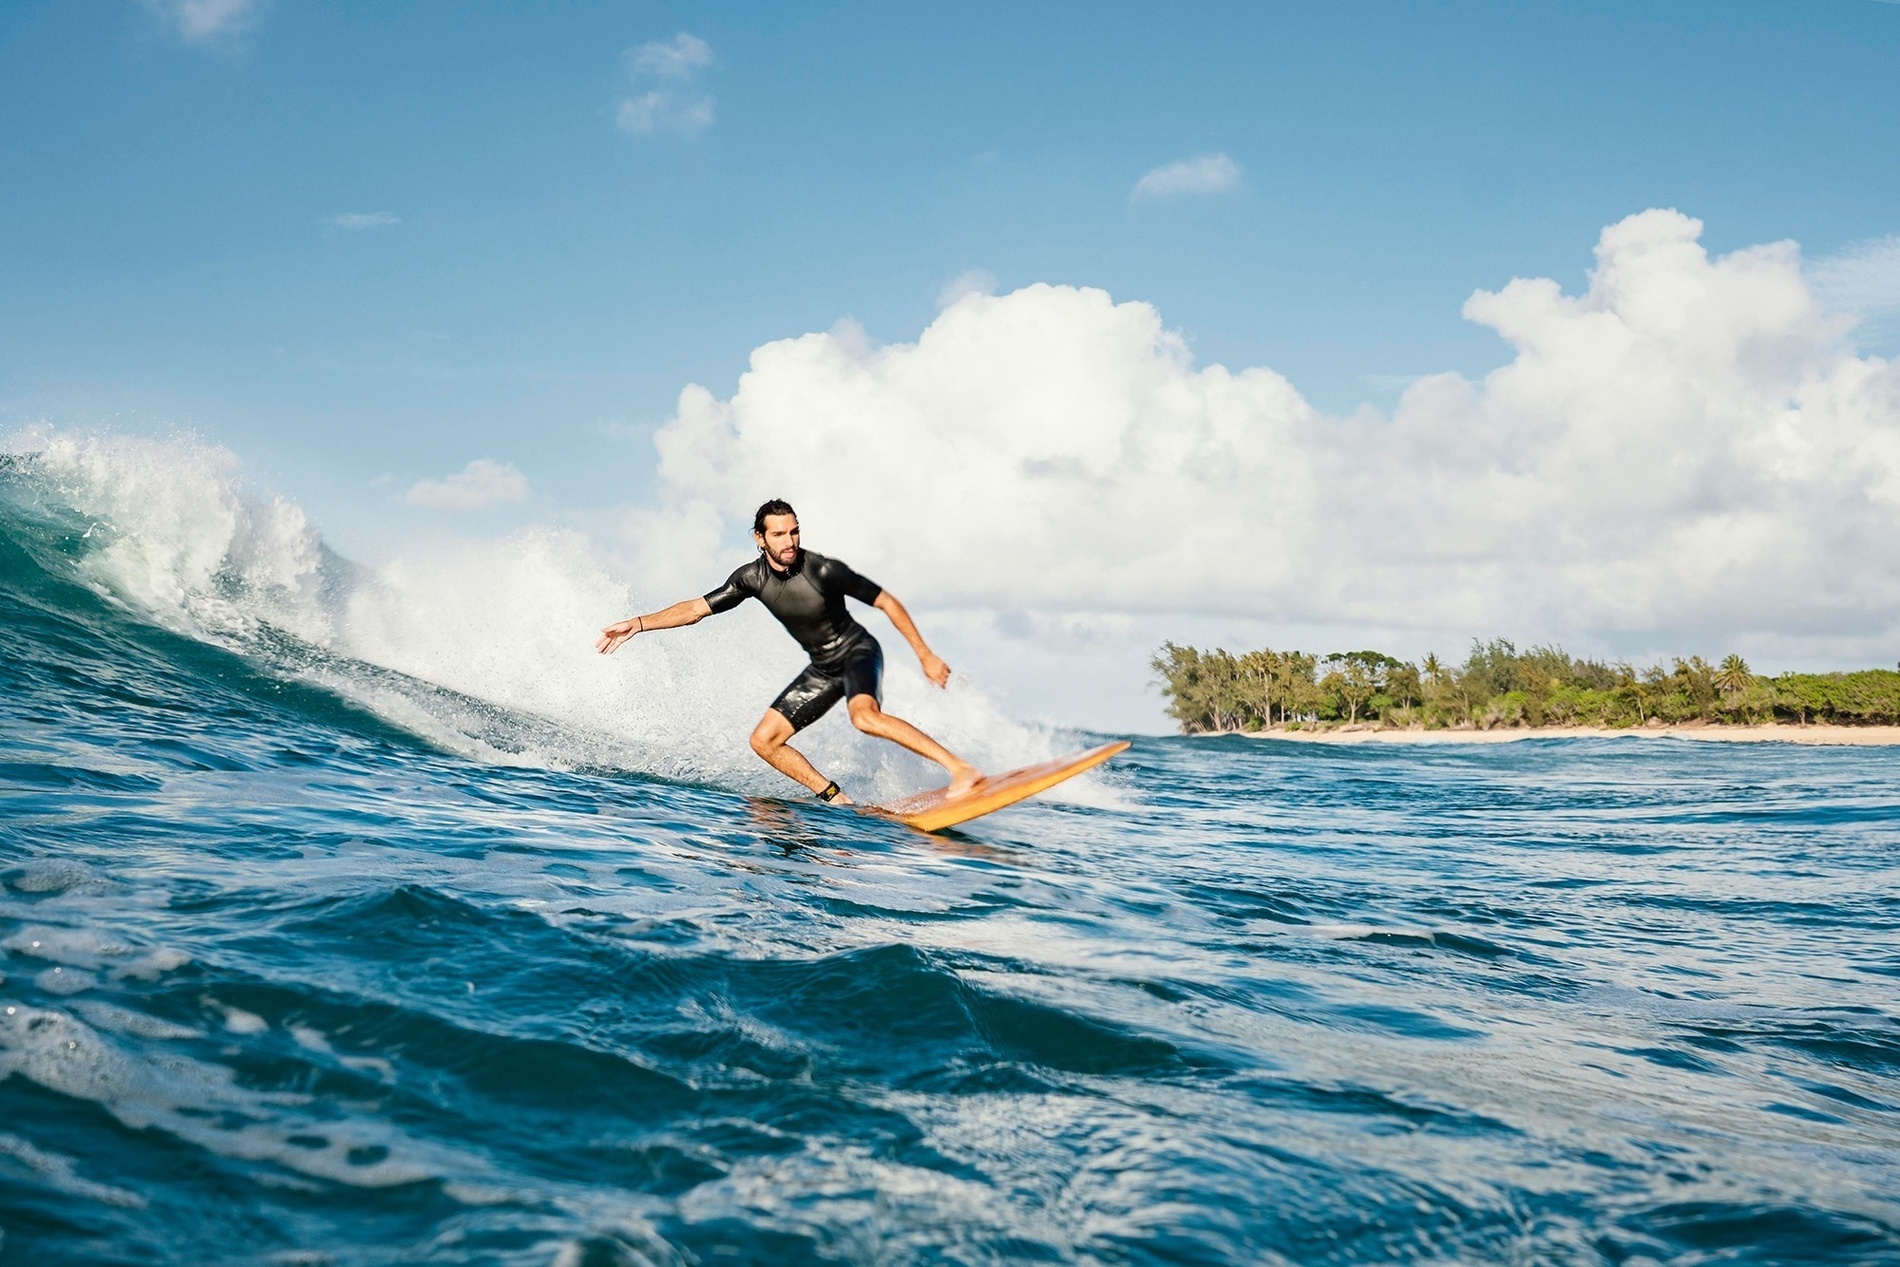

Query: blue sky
5;0;1898;558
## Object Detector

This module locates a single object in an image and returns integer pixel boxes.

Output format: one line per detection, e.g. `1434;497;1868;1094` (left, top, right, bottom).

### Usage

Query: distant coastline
1216;722;1900;746
1153;637;1900;736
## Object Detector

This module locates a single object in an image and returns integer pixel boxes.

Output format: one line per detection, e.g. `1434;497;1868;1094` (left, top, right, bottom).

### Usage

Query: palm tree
1421;653;1446;688
1714;654;1754;696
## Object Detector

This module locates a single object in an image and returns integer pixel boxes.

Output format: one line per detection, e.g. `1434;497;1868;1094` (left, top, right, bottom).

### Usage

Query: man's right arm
595;597;713;655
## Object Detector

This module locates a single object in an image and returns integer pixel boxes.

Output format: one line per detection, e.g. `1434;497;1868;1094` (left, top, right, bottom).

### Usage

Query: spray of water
3;427;1089;802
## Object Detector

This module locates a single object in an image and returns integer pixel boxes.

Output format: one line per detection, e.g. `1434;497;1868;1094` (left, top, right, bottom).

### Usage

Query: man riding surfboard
596;499;981;806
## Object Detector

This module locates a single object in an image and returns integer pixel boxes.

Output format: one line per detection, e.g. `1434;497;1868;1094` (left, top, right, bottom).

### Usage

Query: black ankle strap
817;781;841;803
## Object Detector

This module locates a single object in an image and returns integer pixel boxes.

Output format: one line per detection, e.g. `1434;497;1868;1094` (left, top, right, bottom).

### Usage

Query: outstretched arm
597;596;713;654
873;591;951;688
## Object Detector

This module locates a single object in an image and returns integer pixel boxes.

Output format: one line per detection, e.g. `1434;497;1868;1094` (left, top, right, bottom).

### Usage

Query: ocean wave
0;429;1082;803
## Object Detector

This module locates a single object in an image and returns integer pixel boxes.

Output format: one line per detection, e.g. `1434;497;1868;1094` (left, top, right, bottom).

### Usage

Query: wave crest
0;427;1079;799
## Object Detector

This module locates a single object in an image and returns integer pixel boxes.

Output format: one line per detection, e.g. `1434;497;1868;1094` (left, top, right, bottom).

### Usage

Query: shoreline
1218;723;1900;747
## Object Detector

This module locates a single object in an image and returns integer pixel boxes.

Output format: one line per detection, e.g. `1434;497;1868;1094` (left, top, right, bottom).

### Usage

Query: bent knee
847;697;883;732
750;726;786;756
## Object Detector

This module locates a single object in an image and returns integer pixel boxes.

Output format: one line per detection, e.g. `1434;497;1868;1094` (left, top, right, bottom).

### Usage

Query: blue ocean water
2;449;1898;1265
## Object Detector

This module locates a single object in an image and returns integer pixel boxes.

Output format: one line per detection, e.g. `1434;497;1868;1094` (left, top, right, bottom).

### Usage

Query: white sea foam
34;966;98;996
13;427;331;644
290;1023;396;1082
2;925;136;969
112;948;191;983
0;1003;474;1189
213;1001;270;1034
2;927;192;1003
2;427;1086;802
71;1000;204;1042
0;1132;148;1209
2;860;107;895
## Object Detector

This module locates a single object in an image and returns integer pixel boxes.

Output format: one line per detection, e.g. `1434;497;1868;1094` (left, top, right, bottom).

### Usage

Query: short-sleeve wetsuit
703;549;886;731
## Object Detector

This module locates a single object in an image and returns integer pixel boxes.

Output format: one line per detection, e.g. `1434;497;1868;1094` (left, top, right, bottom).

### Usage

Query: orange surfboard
876;741;1130;833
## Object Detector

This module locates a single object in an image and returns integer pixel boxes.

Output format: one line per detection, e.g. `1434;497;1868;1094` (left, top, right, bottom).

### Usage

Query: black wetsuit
704;549;886;731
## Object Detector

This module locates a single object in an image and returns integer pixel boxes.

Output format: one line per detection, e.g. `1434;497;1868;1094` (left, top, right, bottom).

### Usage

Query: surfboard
875;740;1131;833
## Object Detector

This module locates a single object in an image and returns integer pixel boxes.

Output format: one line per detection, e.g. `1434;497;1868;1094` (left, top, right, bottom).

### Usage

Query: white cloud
616;92;714;136
326;212;399;230
936;268;998;309
144;0;258;43
1811;233;1900;344
404;460;530;513
628;33;713;80
1131;153;1241;203
617;33;715;136
650;210;1900;667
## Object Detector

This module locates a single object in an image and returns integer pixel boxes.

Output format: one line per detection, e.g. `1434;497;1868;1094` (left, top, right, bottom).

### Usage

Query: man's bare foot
947;764;982;797
830;791;855;806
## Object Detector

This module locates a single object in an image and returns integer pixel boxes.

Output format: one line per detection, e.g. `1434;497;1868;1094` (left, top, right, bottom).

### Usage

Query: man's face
755;513;800;568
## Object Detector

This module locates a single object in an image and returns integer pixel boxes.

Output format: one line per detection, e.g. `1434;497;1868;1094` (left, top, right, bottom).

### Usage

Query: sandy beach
1231;723;1900;747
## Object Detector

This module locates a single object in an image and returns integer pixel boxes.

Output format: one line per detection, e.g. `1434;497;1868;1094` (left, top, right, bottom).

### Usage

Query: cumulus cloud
143;0;258;43
617;34;715;136
1131;153;1241;203
404;460;530;513
326;212;398;230
1811;233;1900;344
628;32;713;79
937;268;998;309
650;209;1900;664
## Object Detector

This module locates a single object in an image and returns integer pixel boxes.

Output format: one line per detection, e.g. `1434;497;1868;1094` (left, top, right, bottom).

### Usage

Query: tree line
1151;639;1900;733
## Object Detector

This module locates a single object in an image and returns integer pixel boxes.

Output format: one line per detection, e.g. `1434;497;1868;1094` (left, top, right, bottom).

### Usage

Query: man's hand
597;598;710;654
596;618;641;655
874;590;952;688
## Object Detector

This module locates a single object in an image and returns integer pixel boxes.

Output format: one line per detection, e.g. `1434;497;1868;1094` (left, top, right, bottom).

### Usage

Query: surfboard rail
877;740;1131;832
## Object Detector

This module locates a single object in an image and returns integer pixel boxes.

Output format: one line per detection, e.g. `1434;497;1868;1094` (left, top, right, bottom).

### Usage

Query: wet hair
752;498;797;536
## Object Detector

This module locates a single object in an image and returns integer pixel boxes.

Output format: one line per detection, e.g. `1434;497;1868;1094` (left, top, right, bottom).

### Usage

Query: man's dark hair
752;498;797;536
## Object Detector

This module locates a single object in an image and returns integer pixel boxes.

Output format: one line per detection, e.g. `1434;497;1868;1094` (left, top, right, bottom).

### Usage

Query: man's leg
846;695;982;795
749;709;852;804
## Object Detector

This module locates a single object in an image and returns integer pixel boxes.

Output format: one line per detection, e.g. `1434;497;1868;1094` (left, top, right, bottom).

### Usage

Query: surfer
596;499;981;806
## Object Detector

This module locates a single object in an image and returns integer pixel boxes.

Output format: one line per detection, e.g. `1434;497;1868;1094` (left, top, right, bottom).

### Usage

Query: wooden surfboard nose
877;740;1132;832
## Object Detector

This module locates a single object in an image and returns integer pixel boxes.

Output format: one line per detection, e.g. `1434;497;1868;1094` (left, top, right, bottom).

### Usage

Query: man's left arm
873;591;951;688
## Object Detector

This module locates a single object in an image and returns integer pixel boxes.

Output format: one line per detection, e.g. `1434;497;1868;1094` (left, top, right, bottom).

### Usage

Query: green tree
1150;642;1207;731
1153;643;1247;732
1204;648;1244;731
1322;651;1405;723
1236;649;1280;730
1383;663;1424;714
1283;651;1322;723
1714;654;1753;696
1154;637;1900;735
1463;639;1524;697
